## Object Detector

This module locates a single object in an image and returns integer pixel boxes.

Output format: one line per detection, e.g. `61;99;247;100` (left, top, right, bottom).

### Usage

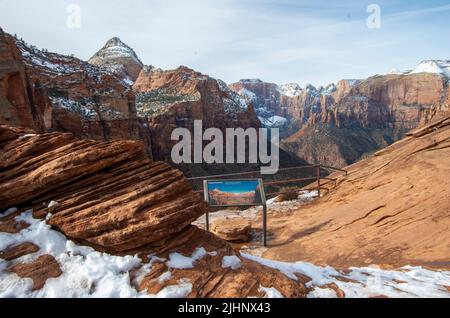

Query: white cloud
0;0;449;86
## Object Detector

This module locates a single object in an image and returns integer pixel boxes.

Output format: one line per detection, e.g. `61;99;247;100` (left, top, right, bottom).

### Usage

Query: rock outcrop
0;30;152;154
231;72;450;168
263;116;450;269
88;37;143;82
211;218;252;242
0;126;308;297
133;66;261;162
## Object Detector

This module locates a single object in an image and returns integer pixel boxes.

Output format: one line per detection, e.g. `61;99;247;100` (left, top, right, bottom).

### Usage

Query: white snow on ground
259;286;284;298
222;256;242;270
0;208;18;218
166;248;217;269
0;211;194;298
242;254;450;298
1;209;449;298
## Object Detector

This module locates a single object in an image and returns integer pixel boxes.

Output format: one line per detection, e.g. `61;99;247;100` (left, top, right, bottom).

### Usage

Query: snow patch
278;83;302;97
242;253;450;298
47;201;59;208
259;115;288;128
0;211;197;298
259;286;284;298
410;60;450;78
166;247;215;269
222;256;242;270
1;207;18;217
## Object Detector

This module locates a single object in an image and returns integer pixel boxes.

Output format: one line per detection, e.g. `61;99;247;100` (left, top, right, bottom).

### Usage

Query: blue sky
0;0;449;86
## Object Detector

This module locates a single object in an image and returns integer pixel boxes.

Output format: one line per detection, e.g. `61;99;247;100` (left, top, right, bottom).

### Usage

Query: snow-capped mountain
410;60;450;78
88;37;144;83
278;83;303;97
385;60;450;78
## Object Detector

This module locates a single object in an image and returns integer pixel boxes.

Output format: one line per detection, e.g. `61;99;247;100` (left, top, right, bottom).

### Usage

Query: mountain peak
91;37;143;65
88;37;144;82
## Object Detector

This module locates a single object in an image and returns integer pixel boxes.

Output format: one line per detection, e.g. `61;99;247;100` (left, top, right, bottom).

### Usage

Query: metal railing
187;164;348;199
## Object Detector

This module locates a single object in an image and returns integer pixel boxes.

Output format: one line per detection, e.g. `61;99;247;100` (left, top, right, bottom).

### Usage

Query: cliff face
264;116;450;269
0;29;39;132
88;37;143;82
231;73;449;168
0;30;152;154
133;66;261;162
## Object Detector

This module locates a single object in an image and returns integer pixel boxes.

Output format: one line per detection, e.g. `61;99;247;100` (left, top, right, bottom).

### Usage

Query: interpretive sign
203;179;268;246
204;179;266;207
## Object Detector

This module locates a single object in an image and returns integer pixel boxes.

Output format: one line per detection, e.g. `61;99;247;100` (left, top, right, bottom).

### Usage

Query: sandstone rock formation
133;66;261;162
211;218;252;242
88;37;143;82
0;126;307;297
231;72;449;168
10;255;62;290
263;116;450;269
0;29;152;154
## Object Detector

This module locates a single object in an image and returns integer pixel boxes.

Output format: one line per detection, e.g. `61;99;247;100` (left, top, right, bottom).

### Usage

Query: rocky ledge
0;125;307;297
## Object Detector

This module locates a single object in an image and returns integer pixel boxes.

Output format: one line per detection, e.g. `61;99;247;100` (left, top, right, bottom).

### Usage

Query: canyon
3;28;448;171
0;27;449;298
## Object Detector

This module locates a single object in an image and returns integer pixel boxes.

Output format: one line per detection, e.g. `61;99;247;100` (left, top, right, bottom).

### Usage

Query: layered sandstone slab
211;218;252;242
0;125;207;252
264;116;450;269
0;125;307;297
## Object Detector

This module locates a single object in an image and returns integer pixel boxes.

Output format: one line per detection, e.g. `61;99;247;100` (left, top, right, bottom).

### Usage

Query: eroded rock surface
0;126;308;297
264;116;450;269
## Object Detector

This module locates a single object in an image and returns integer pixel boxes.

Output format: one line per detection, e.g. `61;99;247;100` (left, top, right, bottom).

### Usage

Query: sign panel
204;179;266;207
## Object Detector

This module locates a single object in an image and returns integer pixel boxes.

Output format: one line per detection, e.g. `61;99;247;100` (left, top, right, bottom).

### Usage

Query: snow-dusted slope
278;83;303;97
409;60;450;78
88;37;143;82
89;37;142;65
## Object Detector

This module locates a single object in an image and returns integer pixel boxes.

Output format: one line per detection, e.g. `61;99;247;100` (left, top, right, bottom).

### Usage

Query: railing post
316;166;321;198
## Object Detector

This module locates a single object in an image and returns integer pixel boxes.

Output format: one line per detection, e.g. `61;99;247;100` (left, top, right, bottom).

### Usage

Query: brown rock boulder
9;255;62;290
211;218;252;242
0;242;40;261
0;125;207;253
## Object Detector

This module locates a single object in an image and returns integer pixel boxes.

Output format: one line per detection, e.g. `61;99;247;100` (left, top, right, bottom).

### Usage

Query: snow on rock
387;68;403;75
1;207;18;217
278;83;303;97
0;211;198;298
239;79;263;84
307;287;338;298
155;279;193;298
409;60;450;78
259;115;288;128
242;253;450;298
222;256;242;270
47;201;58;209
89;37;142;65
217;79;250;112
259;286;284;298
166;247;216;269
238;88;258;102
